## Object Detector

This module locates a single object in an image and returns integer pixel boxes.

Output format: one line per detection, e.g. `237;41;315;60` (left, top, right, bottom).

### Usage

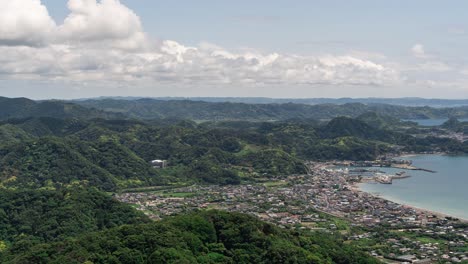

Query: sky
1;0;468;99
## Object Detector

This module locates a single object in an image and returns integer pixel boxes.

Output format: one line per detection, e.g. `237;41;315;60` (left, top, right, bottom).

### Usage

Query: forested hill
75;98;468;121
1;96;468;121
0;97;122;120
0;97;465;263
1;116;467;191
0;116;383;264
0;209;379;264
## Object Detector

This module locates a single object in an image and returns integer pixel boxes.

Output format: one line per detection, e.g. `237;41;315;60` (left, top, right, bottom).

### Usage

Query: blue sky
42;0;468;55
1;0;468;99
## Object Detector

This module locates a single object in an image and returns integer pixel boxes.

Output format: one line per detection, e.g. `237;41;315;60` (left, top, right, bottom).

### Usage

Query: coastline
352;182;468;223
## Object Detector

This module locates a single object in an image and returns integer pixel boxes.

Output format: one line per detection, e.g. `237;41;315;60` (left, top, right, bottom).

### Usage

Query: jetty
391;164;436;173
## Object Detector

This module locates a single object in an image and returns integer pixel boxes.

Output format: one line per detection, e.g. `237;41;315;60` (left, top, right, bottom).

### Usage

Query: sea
359;154;468;220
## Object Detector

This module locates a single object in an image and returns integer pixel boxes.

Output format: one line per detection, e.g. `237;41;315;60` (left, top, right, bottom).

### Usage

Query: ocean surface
405;118;468;126
359;155;468;220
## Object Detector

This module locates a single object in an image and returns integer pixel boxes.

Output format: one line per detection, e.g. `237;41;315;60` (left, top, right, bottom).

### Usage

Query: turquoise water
359;155;468;220
406;118;468;126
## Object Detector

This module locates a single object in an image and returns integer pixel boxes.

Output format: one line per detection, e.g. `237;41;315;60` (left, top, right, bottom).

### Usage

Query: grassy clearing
236;144;262;156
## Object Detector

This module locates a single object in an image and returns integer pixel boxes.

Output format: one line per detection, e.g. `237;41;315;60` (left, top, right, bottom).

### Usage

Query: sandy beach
352;182;468;223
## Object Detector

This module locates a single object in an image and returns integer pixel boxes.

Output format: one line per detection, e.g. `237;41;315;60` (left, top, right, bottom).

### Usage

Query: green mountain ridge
2;96;468;122
2;98;468;263
1;114;467;192
0;189;149;245
0;97;122;121
75;98;468;121
0;209;379;264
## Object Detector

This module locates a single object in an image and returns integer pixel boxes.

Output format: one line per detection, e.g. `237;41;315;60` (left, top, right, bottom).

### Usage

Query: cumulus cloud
0;39;401;86
0;0;149;49
58;0;150;50
0;0;56;46
0;0;401;89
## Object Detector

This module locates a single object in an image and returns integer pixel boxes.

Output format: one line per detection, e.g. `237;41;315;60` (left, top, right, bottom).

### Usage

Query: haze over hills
74;97;468;108
74;97;468;121
0;96;122;120
3;96;468;122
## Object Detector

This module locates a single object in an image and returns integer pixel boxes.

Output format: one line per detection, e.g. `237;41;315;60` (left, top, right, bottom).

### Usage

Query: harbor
329;158;437;186
118;157;468;263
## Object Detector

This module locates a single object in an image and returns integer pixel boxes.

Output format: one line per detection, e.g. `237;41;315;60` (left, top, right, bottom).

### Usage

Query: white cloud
0;0;402;89
58;0;150;50
0;0;56;46
0;40;401;87
411;43;427;58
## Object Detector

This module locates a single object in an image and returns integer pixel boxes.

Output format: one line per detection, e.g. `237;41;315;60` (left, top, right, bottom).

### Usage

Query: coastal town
116;160;468;264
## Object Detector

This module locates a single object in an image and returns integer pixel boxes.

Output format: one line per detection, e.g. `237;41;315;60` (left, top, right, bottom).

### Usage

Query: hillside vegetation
1;115;467;191
0;189;149;245
0;210;380;264
3;97;468;263
75;98;468;120
3;96;468;122
0;97;121;121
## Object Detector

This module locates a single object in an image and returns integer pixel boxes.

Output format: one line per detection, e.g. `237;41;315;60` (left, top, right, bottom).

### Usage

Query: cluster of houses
116;161;467;263
116;184;324;227
414;127;467;143
382;234;468;263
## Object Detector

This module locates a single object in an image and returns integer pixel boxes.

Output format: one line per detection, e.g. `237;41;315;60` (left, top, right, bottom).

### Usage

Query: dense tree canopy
0;114;466;191
0;210;380;264
2;98;466;263
0;189;148;244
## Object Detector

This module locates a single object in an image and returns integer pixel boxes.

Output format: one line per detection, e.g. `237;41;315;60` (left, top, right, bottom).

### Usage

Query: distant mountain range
74;98;468;121
0;96;122;120
73;96;468;108
3;96;468;122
